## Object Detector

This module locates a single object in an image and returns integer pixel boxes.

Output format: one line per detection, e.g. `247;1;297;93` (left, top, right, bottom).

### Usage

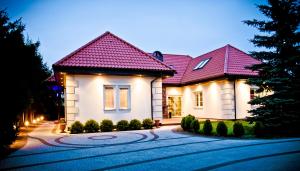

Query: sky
0;0;267;67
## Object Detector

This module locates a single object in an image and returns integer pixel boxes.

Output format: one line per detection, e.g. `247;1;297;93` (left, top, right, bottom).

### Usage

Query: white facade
165;79;253;119
64;74;162;126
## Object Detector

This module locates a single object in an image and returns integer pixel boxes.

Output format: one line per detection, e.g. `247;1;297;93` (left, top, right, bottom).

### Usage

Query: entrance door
167;96;182;117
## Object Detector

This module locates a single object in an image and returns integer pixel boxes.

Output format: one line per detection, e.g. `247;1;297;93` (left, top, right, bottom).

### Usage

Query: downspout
233;79;237;120
151;77;160;120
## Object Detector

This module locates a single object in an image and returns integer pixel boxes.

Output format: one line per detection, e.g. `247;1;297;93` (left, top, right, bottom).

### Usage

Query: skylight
193;58;210;70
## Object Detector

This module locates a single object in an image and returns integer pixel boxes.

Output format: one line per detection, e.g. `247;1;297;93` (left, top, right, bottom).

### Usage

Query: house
53;31;260;126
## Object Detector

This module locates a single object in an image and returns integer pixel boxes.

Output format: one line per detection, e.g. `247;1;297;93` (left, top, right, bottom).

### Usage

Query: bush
70;121;84;134
84;119;100;133
254;121;265;137
100;119;113;132
116;120;129;131
142;118;153;129
184;114;195;130
233;122;245;137
129;119;142;130
216;121;228;136
191;119;200;133
181;117;186;130
203;119;213;135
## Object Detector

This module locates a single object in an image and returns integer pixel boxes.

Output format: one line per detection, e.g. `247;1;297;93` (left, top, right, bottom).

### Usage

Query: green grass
199;120;255;137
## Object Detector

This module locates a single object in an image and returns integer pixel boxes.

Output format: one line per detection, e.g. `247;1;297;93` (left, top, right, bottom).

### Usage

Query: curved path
0;122;300;171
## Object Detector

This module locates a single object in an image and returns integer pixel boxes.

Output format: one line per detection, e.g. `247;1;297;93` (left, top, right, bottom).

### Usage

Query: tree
244;0;300;135
0;10;51;150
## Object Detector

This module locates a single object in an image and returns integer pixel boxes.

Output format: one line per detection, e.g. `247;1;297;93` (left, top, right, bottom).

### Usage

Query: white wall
166;79;253;119
65;74;156;125
166;81;223;119
235;79;252;119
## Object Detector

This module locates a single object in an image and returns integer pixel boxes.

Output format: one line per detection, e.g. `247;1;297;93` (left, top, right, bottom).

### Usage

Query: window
193;58;210;70
194;91;203;108
250;88;257;100
104;85;130;111
104;86;115;110
119;86;130;110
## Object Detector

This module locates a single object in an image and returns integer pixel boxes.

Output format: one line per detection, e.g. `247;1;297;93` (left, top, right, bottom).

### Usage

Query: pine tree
244;0;300;134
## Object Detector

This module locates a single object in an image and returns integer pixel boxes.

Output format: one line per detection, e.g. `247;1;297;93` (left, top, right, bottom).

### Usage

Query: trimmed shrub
184;114;195;130
143;118;153;129
254;121;265;137
191;119;200;133
181;117;186;130
84;119;100;133
216;121;228;136
233;122;245;137
116;120;129;131
100;119;113;132
70;121;84;134
129;119;142;130
203;119;213;135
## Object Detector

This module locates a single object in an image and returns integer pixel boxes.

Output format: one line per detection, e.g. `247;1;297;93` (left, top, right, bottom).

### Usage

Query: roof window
193;58;210;70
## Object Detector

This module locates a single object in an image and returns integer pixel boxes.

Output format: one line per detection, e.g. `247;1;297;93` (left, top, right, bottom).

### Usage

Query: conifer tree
245;0;300;134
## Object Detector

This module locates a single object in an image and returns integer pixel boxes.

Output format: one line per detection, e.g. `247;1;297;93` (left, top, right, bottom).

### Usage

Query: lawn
199;120;255;137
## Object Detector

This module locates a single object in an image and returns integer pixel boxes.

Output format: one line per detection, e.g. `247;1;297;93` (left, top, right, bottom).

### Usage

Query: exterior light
37;118;40;122
33;119;37;124
41;116;44;120
25;121;29;126
138;74;142;77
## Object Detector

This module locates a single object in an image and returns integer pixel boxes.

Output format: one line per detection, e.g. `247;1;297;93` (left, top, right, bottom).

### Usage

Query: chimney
152;51;163;62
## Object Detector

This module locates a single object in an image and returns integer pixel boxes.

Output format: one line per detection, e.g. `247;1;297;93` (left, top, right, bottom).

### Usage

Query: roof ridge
53;31;111;66
224;44;229;73
107;32;175;71
163;53;192;58
179;57;193;84
194;45;227;59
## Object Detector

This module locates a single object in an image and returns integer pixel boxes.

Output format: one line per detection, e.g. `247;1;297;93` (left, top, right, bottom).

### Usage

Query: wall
65;74;157;126
165;79;253;119
235;79;252;119
152;78;163;120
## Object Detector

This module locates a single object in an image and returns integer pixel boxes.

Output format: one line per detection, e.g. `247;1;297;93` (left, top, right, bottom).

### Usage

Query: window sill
104;109;116;111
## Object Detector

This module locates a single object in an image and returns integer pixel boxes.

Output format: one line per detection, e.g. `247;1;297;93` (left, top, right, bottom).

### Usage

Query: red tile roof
53;32;174;73
161;54;192;84
163;44;260;85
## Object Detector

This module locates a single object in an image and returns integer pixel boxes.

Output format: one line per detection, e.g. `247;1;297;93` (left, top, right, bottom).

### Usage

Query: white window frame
193;58;210;70
104;85;117;111
118;85;131;111
194;91;203;108
103;85;131;111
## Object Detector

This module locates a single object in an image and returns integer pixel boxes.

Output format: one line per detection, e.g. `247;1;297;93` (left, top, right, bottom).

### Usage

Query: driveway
1;122;300;171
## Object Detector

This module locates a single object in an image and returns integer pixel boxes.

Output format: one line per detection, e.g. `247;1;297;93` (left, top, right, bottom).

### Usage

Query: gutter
150;77;160;120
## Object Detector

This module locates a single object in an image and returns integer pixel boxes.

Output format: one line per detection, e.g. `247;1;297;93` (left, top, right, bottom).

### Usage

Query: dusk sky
1;0;267;67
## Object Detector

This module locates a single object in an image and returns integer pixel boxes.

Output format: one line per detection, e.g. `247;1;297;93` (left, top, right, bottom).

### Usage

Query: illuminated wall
65;74;155;126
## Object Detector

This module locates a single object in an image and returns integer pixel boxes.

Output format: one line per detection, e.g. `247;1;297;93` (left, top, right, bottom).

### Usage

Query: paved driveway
1;122;300;171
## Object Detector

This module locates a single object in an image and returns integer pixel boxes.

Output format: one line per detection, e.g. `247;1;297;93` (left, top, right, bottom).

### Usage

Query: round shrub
84;119;100;133
254;121;265;137
216;121;228;136
233;122;245;137
143;118;153;129
100;119;113;132
191;119;200;133
184;114;195;130
181;117;186;130
116;120;129;131
70;121;84;134
129;119;142;130
203;119;213;135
